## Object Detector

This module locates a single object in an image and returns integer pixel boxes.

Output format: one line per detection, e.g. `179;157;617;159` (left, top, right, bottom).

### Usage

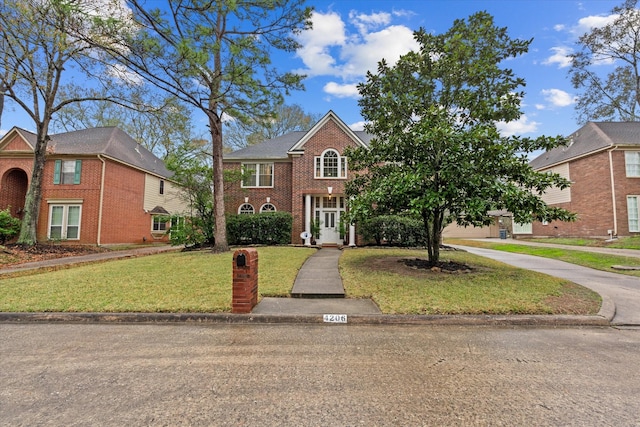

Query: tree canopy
346;11;575;263
87;0;312;252
570;0;640;123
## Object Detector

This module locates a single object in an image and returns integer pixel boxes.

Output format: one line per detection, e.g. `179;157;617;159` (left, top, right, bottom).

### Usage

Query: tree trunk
209;112;229;252
17;126;48;246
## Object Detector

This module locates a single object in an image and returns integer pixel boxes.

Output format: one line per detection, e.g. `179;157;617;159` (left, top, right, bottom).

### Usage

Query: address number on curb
323;314;348;323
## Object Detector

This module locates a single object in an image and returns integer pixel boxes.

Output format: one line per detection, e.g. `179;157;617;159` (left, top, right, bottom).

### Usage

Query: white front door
322;210;340;244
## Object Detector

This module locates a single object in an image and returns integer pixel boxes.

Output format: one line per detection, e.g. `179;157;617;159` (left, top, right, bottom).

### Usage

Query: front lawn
0;247;315;312
340;248;601;315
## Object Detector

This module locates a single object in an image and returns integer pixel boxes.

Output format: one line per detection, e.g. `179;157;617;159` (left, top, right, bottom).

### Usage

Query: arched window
315;149;347;178
238;203;255;214
260;203;276;213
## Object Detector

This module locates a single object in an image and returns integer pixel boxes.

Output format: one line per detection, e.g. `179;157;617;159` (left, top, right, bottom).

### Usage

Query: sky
0;0;625;140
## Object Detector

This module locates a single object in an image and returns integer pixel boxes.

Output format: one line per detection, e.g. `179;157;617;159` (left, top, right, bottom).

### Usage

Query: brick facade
0;127;183;245
532;148;640;238
223;113;364;245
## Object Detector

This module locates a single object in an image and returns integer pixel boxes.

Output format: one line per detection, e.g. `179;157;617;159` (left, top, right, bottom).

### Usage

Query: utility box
499;229;507;239
232;248;258;313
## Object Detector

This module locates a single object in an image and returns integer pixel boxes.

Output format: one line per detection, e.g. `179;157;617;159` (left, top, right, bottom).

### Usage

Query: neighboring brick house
0;126;188;245
223;111;372;246
524;122;640;239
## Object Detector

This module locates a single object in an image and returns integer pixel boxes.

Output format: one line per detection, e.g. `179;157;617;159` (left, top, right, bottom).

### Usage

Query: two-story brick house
223;111;373;246
0;126;188;245
526;122;640;238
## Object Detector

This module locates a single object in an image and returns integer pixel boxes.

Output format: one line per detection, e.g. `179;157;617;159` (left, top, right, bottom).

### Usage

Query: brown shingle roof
529;122;640;170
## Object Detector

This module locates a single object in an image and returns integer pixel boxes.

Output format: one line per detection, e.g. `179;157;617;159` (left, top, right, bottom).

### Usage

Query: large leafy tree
346;12;574;264
224;103;321;151
0;0;135;245
570;0;640;123
88;0;312;252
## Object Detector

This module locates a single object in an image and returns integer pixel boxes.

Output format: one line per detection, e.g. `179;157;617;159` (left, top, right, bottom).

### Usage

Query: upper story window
159;180;165;195
242;163;273;187
626;151;640;177
315;149;347;179
53;160;82;185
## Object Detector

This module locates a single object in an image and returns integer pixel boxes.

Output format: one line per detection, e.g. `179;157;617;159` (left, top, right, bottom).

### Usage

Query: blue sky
0;0;624;140
284;0;622;138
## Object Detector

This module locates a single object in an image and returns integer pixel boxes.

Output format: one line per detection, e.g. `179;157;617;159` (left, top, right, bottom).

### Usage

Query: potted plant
309;218;321;245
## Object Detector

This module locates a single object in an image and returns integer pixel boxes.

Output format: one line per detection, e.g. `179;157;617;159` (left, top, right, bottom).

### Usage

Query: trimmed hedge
359;215;427;247
227;212;293;245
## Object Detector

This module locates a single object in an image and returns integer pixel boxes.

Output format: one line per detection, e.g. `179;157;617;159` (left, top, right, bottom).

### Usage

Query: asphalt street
1;323;639;426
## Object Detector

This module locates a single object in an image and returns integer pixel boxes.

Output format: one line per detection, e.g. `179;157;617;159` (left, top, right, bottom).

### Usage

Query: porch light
244;197;249;203
266;197;270;203
327;186;333;200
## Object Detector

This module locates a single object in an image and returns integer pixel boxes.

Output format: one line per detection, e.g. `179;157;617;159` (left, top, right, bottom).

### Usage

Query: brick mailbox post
232;248;258;313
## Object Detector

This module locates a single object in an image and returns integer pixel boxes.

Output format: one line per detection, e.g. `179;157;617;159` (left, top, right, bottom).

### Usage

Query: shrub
0;208;21;245
227;212;292;245
168;216;208;248
359;215;426;247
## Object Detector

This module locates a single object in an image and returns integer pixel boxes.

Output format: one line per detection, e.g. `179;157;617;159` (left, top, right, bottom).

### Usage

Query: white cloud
349;121;366;131
349;11;392;35
574;14;619;36
323;82;360;98
542;88;576;107
0;129;7;137
543;46;573;68
496;115;540;137
295;10;419;98
107;63;144;85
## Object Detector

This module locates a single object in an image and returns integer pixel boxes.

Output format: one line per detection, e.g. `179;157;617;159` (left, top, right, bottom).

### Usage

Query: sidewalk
0;245;180;276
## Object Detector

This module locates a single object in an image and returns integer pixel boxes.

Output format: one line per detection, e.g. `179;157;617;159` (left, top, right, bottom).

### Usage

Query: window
159;180;165;195
242;163;273;187
152;216;168;232
628;196;640;232
315;149;347;178
260;203;276;213
626;152;640;177
53;160;82;184
239;203;255;214
48;205;81;240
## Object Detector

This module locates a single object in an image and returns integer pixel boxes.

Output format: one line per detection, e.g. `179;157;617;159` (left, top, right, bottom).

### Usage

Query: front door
322;210;340;244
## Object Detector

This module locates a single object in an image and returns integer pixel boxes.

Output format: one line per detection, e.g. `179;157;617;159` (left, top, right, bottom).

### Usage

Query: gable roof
223;111;373;161
1;126;172;178
529;122;640;170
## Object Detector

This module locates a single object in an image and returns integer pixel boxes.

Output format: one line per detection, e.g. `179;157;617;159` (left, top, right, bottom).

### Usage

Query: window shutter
53;160;62;184
73;160;82;184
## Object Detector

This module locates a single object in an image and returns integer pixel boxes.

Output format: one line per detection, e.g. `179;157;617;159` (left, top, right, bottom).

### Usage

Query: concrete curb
0;311;612;327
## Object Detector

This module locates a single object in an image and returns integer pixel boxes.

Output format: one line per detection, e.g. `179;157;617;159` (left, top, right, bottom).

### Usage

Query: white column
304;194;312;246
349;224;356;247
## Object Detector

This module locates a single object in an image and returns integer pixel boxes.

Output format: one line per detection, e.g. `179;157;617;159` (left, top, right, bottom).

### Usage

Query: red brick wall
99;160;154;244
532;149;640;238
37;158;103;244
0;167;29;218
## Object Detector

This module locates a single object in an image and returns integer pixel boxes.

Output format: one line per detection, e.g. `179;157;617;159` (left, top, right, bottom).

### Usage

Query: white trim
48;203;82;240
287;111;368;154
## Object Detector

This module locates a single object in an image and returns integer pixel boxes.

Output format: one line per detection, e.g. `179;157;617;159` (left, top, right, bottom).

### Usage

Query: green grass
0;247;316;313
340;248;601;315
0;246;602;315
448;239;640;277
528;236;640;250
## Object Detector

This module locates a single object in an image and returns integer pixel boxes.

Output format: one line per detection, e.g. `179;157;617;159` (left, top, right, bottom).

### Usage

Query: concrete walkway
253;248;382;315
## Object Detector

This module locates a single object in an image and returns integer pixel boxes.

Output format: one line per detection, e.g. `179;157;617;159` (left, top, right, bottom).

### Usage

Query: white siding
539;163;571;205
143;174;189;214
513;222;532;234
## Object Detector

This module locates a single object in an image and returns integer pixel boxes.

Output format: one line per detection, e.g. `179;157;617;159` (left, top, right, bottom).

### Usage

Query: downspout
97;155;106;246
609;147;618;237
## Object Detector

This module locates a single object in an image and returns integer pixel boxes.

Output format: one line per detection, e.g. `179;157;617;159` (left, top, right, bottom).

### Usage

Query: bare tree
224;104;322;151
570;0;640;123
0;0;137;245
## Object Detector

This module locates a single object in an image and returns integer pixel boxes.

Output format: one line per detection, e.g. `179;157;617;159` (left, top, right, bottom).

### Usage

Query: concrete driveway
456;245;640;326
